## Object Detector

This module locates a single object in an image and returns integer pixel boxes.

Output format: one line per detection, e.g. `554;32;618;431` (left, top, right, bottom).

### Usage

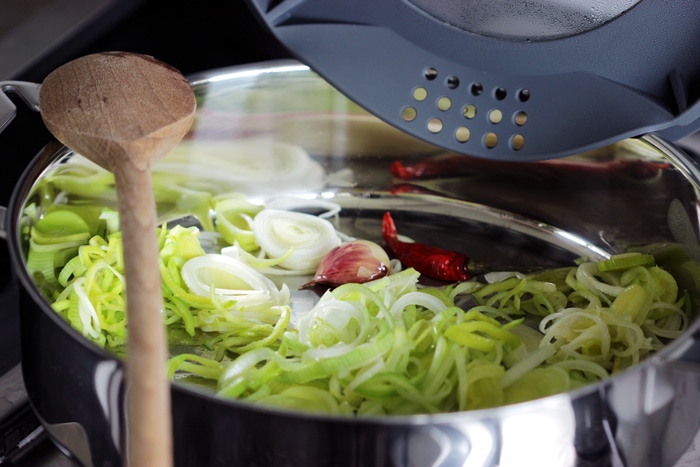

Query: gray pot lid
247;0;700;161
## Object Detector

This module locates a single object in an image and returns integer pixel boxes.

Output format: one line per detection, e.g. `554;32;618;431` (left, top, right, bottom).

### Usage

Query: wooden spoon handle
38;52;196;466
114;162;172;467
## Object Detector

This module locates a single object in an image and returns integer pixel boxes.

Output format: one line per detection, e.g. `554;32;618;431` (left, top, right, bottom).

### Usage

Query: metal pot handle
0;81;41;133
0;81;41;240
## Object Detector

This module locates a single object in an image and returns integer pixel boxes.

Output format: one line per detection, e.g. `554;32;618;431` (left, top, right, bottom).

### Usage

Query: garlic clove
300;240;391;289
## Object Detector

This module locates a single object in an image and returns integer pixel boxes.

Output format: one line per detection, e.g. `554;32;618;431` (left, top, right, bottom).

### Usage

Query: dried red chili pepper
381;211;485;282
389;158;469;179
390;155;669;181
381;212;543;281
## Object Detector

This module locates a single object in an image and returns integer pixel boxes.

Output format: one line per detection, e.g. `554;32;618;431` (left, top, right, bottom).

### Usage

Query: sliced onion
253;209;341;273
576;262;625;297
72;277;102;338
181;254;289;308
389;291;447;319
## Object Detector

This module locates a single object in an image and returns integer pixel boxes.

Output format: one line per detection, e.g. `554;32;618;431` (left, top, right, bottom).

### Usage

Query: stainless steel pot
3;60;700;467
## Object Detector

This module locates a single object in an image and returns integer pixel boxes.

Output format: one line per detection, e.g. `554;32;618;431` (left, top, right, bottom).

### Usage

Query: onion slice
253;209;341;273
181;254;289;308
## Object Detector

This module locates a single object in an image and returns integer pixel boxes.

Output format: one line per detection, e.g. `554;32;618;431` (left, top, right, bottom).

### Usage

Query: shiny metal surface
0;82;40;132
6;61;700;466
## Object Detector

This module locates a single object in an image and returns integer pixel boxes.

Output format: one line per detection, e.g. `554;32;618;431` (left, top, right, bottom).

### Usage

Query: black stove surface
0;1;288;464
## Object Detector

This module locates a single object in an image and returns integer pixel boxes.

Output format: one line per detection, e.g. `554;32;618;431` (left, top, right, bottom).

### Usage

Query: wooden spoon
39;52;196;467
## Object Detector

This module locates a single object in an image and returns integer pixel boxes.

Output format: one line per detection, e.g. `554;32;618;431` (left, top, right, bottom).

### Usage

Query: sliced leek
23;176;696;416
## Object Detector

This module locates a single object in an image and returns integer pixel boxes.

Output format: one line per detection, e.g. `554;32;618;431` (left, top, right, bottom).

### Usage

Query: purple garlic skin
300;240;391;289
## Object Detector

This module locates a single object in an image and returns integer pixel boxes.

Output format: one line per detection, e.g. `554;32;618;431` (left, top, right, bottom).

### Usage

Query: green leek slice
598;253;655;272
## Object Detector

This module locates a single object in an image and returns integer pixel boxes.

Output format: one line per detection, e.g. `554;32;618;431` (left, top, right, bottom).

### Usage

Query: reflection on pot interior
19;135;700;417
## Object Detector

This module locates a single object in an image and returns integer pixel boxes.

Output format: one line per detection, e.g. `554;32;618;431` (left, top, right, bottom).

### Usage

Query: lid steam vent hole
437;97;452;111
484;132;498;148
402;106;417;122
455;127;471;142
428;118;443;133
518;89;531;102
489;109;503;124
463;104;477;119
511;134;525;150
413;87;428;101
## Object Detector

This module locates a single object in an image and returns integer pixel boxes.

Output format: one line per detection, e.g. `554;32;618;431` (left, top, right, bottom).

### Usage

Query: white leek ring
181;254;289;307
253;209;341;273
